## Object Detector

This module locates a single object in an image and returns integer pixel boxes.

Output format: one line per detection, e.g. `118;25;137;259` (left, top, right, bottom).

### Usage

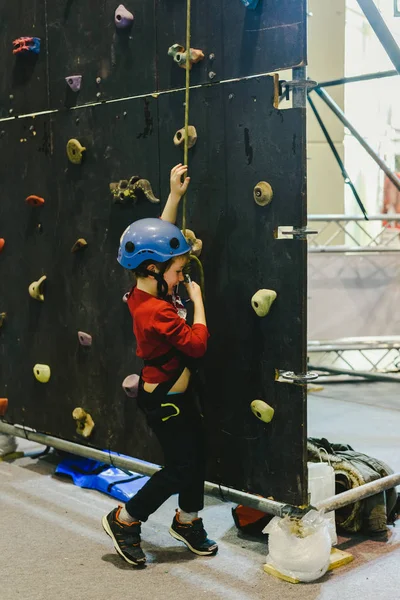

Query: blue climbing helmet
117;218;191;269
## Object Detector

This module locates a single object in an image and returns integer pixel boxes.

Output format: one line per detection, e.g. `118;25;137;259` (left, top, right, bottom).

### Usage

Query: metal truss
307;215;400;252
308;337;400;378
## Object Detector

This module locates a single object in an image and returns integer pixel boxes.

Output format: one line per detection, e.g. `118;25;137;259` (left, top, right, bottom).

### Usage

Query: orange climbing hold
0;398;8;417
0;239;4;252
26;195;45;207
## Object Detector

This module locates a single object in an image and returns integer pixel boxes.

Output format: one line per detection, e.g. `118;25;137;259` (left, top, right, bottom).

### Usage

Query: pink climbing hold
78;331;92;346
115;4;134;29
65;75;82;92
122;374;140;398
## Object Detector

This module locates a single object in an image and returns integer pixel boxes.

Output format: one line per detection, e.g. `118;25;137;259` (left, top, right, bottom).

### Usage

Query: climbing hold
122;374;140;398
110;176;159;204
0;397;9;417
241;0;260;8
251;289;277;317
96;77;102;85
72;407;95;438
0;312;6;328
65;75;82;92
184;229;203;257
253;181;273;207
66;139;86;164
71;238;88;253
29;275;47;302
0;398;8;416
115;4;134;29
0;239;5;252
12;37;41;55
251;400;274;423
173;126;198;149
78;331;92;347
26;195;45;207
168;44;204;69
122;292;129;303
33;364;51;383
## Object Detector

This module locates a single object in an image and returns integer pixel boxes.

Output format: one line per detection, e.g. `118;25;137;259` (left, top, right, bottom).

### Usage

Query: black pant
125;375;206;522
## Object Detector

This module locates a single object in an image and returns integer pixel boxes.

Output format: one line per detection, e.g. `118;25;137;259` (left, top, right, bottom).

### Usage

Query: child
102;164;218;566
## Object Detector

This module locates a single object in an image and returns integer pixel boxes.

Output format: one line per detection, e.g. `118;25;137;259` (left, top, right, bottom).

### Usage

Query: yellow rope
189;254;205;299
181;0;206;300
182;0;191;234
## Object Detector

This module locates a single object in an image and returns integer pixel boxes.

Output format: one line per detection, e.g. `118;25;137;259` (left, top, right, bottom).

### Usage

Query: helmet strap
145;268;168;299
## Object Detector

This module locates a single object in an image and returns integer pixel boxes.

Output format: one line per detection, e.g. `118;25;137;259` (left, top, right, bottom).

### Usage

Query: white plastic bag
308;461;337;545
0;434;17;457
263;510;332;582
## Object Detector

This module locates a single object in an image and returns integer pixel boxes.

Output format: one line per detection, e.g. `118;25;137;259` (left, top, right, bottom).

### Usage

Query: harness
143;347;196;377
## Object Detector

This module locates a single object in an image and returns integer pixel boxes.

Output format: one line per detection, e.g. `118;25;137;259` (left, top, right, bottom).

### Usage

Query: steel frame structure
303;0;400;220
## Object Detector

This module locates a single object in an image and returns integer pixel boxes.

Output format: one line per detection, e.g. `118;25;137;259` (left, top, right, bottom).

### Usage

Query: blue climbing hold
241;0;260;8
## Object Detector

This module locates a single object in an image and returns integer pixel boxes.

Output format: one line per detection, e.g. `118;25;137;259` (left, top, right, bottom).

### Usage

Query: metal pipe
308;363;400;382
0;420;289;517
292;66;307;108
308;214;400;221
307;93;367;218
356;0;400;74
313;87;400;192
315;472;400;513
309;335;400;345
317;70;398;88
3;422;400;521
308;246;400;253
308;342;400;352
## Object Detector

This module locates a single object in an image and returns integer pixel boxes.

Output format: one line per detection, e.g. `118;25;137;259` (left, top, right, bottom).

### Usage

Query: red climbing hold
26;195;45;207
0;398;8;416
0;239;4;252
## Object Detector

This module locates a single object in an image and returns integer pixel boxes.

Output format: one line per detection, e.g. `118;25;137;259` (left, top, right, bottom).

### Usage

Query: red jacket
127;287;209;383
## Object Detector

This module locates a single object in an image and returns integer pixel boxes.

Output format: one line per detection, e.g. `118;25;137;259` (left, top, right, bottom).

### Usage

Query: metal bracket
276;226;319;240
280;78;318;101
281;371;319;383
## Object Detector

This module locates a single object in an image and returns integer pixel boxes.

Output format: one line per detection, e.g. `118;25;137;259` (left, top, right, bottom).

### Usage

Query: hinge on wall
276;226;319;240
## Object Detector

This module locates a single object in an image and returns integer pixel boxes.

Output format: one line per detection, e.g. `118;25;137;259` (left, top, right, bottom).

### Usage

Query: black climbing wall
0;1;307;505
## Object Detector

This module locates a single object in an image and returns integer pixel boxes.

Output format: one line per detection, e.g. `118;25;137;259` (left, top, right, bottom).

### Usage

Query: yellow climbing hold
72;407;95;438
173;126;197;148
251;289;277;317
71;238;88;253
251;400;274;423
66;139;86;164
29;275;47;302
33;364;51;383
253;181;273;207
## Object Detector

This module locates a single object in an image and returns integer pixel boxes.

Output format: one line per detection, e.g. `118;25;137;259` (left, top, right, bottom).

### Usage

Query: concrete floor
0;381;399;600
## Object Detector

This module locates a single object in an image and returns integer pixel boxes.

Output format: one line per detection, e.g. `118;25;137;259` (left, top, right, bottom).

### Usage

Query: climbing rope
182;0;191;234
181;0;206;298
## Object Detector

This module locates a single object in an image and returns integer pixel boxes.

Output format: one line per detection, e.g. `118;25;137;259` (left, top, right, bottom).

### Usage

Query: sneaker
102;507;146;566
169;510;218;556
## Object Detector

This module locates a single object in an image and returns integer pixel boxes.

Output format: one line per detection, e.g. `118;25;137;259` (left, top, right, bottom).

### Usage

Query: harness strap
143;347;178;368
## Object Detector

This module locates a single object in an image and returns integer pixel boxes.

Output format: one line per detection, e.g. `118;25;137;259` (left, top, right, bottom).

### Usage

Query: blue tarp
55;452;150;502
